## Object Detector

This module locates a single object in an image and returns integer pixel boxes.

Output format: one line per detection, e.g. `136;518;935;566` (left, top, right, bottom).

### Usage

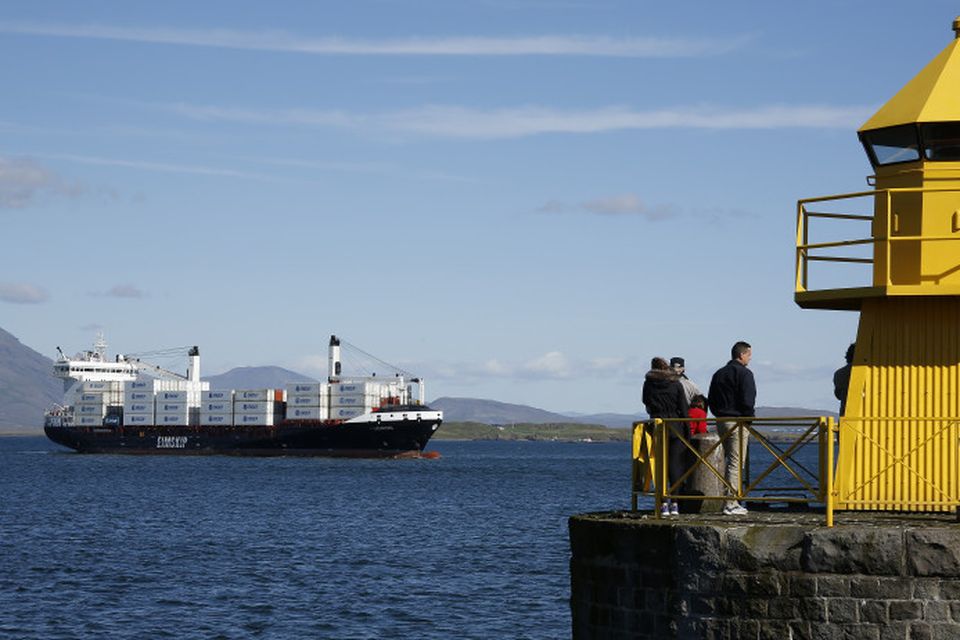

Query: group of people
642;341;756;517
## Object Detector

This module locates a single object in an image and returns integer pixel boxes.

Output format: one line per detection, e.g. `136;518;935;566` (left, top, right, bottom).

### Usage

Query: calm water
0;437;631;639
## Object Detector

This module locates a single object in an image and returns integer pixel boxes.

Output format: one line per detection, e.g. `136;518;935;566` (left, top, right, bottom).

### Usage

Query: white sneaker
723;503;748;516
660;503;671;516
670;503;679;516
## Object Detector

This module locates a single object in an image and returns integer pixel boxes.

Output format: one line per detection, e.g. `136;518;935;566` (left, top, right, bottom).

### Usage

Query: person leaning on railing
642;357;690;517
707;341;756;516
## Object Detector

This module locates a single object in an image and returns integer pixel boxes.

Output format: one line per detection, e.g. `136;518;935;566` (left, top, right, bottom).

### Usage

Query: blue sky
1;2;956;414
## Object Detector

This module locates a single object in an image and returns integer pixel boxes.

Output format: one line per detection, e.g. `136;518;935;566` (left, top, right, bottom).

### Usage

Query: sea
0;437;631;639
0;436;821;639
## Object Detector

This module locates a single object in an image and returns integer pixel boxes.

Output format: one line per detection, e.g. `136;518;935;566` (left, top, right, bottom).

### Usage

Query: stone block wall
569;512;960;639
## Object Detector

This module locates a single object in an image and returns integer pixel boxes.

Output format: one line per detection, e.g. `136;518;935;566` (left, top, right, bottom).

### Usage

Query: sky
1;1;957;415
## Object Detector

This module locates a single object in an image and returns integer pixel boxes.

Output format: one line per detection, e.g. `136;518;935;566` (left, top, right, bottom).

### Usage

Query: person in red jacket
688;395;708;435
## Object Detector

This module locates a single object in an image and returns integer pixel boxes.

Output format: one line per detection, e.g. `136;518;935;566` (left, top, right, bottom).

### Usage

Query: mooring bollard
684;432;725;514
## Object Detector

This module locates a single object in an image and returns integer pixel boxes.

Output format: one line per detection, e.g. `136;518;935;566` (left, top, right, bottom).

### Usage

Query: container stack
155;390;189;426
123;384;155;427
330;381;384;420
200;390;234;426
234;389;277;426
285;382;329;421
75;381;120;426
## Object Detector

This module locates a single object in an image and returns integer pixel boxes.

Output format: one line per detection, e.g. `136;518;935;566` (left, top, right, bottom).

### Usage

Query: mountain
429;397;645;428
429;397;836;429
203;366;317;390
0;328;61;432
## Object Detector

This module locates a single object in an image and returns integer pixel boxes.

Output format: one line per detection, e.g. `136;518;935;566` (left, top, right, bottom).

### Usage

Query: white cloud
0;282;48;304
107;284;146;299
163;102;872;139
538;193;680;220
39;153;280;182
0;22;748;58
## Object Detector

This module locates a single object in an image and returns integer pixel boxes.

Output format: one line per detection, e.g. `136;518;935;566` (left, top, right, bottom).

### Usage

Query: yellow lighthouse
796;19;960;512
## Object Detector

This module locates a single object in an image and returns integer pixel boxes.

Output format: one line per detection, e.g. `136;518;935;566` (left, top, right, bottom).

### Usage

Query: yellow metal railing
836;416;960;512
631;416;837;526
795;186;960;295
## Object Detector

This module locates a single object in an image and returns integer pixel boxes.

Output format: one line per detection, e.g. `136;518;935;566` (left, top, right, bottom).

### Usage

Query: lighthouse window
921;123;960;160
863;125;921;165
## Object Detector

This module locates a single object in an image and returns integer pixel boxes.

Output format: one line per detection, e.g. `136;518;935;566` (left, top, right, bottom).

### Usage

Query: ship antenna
94;332;107;359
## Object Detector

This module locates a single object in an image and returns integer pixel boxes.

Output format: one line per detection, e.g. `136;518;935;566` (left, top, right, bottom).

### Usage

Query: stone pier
569;511;960;639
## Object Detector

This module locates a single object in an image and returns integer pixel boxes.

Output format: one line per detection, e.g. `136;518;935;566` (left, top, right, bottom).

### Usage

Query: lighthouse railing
796;187;960;297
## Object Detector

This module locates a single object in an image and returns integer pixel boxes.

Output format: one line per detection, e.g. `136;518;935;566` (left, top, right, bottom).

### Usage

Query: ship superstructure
44;335;441;457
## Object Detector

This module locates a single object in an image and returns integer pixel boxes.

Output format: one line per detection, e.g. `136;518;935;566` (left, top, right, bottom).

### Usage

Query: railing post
655;418;665;518
826;416;835;528
631;423;638;511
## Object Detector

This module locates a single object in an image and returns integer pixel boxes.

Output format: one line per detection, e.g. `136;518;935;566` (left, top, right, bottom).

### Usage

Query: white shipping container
81;381;124;392
124;402;154;413
124;390;152;402
330;406;366;420
235;389;273;402
288;395;329;407
200;414;232;426
329;394;380;408
200;402;232;414
331;381;378;395
156;402;188;415
128;379;158;391
79;393;106;403
286;406;328;421
123;413;154;426
234;401;274;415
77;415;103;426
157;414;188;426
236;413;274;426
287;382;326;395
156;390;188;402
77;404;106;416
203;390;233;402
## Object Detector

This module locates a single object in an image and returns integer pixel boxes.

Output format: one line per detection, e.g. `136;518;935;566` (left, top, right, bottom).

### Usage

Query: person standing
833;343;855;416
643;357;690;516
670;356;702;404
707;341;756;516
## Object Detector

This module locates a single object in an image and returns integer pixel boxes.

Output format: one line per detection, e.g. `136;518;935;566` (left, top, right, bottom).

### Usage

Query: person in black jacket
643;357;690;516
707;341;756;516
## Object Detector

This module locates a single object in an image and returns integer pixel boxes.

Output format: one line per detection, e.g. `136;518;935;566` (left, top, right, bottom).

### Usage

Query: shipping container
330;406;366;420
200;402;232;414
203;390;233;402
80;381;124;392
123;413;154;426
286;406;329;421
200;414;232;426
77;404;106;416
157;414;189;426
287;382;327;396
236;414;274;426
123;390;152;402
156;402;188;415
76;415;103;426
235;389;274;402
234;401;274;415
155;390;187;402
288;395;329;407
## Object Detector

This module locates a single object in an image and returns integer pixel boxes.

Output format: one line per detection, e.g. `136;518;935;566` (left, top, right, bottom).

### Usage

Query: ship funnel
188;346;201;383
328;335;341;382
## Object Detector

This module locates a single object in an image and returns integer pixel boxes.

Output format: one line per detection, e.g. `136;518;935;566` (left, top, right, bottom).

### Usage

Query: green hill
433;421;630;442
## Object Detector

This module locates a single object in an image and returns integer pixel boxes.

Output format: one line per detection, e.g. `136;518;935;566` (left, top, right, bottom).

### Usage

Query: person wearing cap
670;356;702;404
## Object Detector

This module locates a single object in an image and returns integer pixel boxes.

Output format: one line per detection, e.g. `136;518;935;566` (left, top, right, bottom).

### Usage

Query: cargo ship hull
44;412;442;458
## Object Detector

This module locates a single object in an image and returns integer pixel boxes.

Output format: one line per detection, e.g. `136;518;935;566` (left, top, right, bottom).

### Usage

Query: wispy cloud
88;284;147;299
164;102;872;139
0;156;81;208
0;22;748;58
39;153;281;182
539;193;679;220
0;282;48;304
399;351;645;384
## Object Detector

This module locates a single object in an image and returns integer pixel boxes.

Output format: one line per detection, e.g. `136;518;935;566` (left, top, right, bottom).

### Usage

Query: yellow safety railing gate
835;416;960;512
632;417;838;527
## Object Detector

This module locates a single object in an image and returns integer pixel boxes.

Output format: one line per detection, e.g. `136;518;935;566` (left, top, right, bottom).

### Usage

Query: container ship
43;335;442;457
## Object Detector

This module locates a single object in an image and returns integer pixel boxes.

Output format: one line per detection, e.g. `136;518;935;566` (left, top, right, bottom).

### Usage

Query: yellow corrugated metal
836;297;960;511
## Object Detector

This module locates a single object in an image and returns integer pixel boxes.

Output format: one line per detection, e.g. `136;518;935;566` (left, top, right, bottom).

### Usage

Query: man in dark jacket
707;341;756;516
643;357;690;516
